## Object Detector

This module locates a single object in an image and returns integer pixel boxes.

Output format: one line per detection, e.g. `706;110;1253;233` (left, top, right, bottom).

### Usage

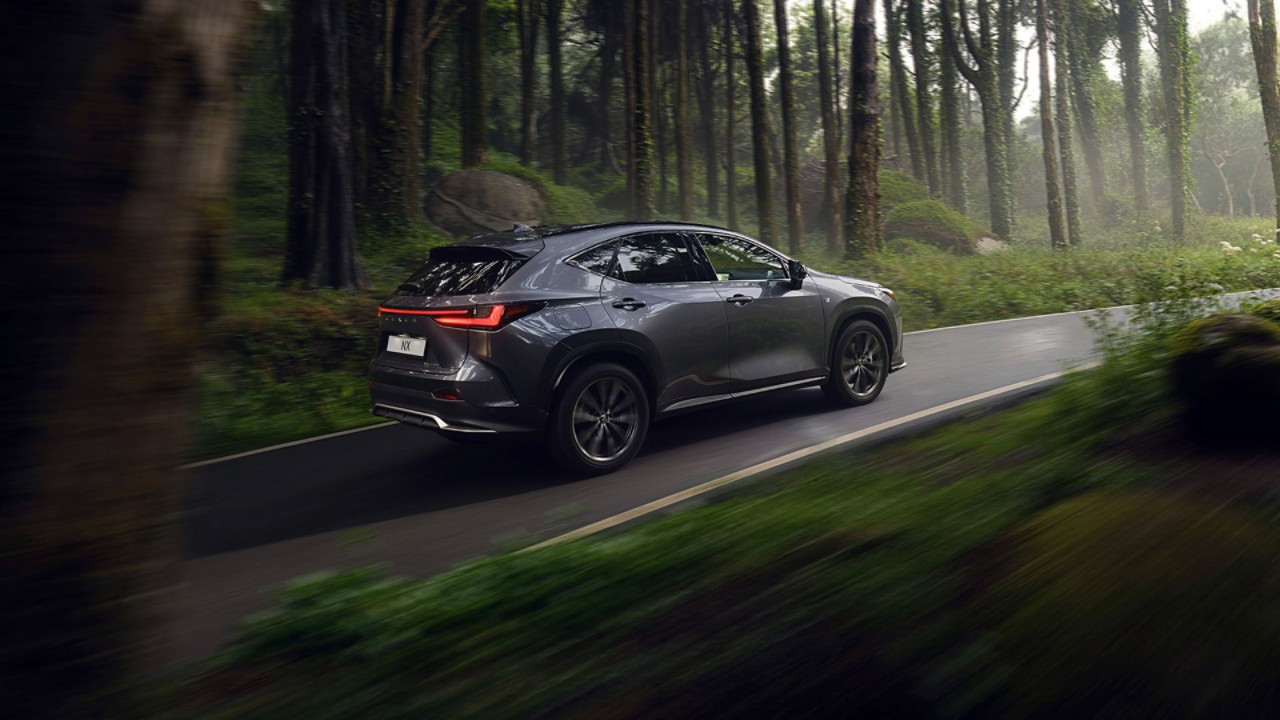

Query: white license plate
387;335;426;357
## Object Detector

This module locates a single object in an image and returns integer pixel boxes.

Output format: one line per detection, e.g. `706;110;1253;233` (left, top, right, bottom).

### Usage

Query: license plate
387;335;426;357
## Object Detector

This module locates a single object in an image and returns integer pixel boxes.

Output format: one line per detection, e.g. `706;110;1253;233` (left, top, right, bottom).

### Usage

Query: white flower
1221;241;1243;254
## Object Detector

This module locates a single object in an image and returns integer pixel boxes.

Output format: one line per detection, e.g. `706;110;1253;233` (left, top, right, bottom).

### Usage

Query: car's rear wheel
549;363;650;475
823;320;888;406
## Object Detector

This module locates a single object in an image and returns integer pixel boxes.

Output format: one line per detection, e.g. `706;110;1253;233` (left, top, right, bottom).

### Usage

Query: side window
569;241;617;276
613;234;696;284
697;234;788;281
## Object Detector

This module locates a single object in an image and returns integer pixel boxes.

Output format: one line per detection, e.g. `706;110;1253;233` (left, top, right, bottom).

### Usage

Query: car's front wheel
823;319;889;406
548;362;650;475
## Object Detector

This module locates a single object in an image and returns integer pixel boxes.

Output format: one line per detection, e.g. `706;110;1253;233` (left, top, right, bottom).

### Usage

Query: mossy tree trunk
884;0;922;183
1038;0;1066;250
906;0;940;195
0;0;252;713
846;0;882;256
814;0;843;251
697;0;719;219
285;0;368;289
1153;0;1190;240
1248;0;1280;238
1065;0;1108;218
631;0;655;218
460;0;488;167
937;0;967;213
1117;0;1148;213
548;0;567;184
774;0;804;251
743;0;776;245
676;0;694;219
724;0;739;229
1054;1;1083;246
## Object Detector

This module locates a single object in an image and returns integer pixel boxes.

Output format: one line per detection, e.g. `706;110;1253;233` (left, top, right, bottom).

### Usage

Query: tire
548;362;650;475
823;319;889;406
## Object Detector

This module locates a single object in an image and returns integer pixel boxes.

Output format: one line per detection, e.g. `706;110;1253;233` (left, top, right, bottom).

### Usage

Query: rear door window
397;248;524;297
613;233;699;284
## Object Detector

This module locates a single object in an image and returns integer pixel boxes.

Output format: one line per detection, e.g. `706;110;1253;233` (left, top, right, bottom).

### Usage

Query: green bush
885;200;981;254
880;170;931;211
1169;313;1280;439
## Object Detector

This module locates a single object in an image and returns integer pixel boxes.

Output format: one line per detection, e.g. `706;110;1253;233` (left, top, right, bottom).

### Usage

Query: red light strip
434;305;504;328
377;306;470;317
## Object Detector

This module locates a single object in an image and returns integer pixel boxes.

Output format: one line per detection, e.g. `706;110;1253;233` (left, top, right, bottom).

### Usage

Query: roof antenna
513;223;534;235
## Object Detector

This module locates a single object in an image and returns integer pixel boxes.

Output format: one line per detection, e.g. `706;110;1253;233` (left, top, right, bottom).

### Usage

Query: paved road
169;307;1115;664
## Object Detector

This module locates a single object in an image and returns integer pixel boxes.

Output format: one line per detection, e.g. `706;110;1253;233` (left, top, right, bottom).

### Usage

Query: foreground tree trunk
743;0;776;245
1038;0;1066;250
285;0;367;288
1054;1;1083;246
815;0;843;251
846;0;882;255
774;0;804;251
1;0;252;713
1117;0;1148;213
1154;0;1190;239
1248;0;1280;236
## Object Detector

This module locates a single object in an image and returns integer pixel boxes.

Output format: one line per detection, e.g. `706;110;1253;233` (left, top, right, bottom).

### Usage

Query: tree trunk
1054;1;1083;246
774;0;804;251
460;0;488;167
676;0;694;219
1248;0;1280;236
625;0;637;214
884;0;923;182
1;0;252;713
1154;0;1189;239
633;0;656;218
286;0;368;289
1117;0;1147;213
1038;0;1066;250
743;0;776;245
906;0;940;194
725;0;739;229
518;0;541;166
548;0;567;184
378;0;428;230
943;0;1014;240
1065;1;1108;217
698;1;719;218
815;0;843;251
832;0;844;140
846;0;882;256
997;0;1017;182
653;3;668;214
938;0;967;213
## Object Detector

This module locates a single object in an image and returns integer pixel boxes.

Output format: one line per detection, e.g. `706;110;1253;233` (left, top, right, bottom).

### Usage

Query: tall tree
677;0;694;219
847;0;882;255
460;0;488;167
906;0;940;194
774;0;804;250
743;0;777;244
697;0;720;218
884;0;923;181
942;0;1015;240
1117;0;1148;212
815;0;843;250
518;0;542;166
937;0;967;212
1248;0;1280;235
548;0;567;184
1038;0;1066;249
1065;0;1108;216
1054;1;1083;246
632;0;656;217
1153;0;1191;239
725;0;739;229
1;0;252;712
379;0;429;229
285;0;367;289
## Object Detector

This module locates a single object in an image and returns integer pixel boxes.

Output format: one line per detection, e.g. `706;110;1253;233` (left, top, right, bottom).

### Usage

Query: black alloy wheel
549;362;650;475
823;320;889;406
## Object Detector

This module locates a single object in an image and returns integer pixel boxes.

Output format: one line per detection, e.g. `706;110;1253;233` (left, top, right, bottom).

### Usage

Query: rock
975;236;1009;254
425;170;546;237
884;200;980;254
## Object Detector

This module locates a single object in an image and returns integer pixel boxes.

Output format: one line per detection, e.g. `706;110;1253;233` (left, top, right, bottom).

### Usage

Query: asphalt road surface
169;306;1114;664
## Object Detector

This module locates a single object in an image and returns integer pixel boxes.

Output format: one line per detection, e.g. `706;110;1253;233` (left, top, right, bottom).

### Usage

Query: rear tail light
377;303;543;330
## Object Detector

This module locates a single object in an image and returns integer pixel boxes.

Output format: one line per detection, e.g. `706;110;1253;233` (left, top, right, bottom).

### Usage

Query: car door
599;232;732;408
692;232;826;391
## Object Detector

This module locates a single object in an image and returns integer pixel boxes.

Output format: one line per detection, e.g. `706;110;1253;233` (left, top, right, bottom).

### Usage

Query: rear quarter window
398;248;525;296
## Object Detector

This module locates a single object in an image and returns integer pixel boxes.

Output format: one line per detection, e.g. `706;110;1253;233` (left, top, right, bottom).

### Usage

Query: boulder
425;170;546;237
884;199;980;254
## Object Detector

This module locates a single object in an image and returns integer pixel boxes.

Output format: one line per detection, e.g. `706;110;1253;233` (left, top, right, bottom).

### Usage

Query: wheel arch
830;304;895;367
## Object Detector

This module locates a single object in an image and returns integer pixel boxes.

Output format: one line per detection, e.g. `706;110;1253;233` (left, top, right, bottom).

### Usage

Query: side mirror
788;260;807;289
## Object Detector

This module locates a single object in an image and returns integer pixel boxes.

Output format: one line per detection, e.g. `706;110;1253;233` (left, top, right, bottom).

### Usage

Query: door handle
612;298;646;311
725;294;753;306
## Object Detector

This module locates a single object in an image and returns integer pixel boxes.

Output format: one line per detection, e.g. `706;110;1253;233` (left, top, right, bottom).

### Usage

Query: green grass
165;301;1280;717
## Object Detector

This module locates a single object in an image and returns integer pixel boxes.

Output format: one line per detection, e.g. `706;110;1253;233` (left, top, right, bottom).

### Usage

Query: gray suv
371;222;904;474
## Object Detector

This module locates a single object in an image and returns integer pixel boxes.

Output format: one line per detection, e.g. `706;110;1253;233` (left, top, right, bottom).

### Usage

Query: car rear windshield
396;247;526;297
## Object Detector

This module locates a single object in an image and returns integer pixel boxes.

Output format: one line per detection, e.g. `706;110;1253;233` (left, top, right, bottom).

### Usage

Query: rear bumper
369;359;547;434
